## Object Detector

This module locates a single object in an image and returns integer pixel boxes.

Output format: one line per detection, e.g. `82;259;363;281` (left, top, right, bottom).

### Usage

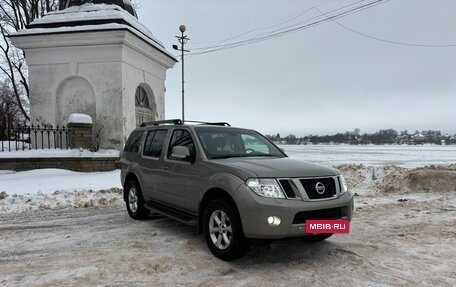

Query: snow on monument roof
68;113;93;124
65;0;137;18
15;3;174;58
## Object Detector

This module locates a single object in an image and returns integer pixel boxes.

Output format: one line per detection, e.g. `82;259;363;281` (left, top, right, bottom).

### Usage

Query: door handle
161;165;169;171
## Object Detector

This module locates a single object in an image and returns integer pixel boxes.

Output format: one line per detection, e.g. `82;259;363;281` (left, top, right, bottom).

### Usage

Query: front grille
292;207;343;224
299;177;336;199
279;179;297;198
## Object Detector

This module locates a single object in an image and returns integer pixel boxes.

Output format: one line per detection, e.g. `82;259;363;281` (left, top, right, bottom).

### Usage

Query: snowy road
1;195;455;286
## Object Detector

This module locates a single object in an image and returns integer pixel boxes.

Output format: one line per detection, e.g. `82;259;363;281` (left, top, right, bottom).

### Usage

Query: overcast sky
137;0;456;136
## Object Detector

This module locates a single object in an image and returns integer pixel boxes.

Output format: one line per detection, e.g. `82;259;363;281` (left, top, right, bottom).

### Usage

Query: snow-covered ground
0;145;455;285
282;144;456;167
0;169;121;195
0;187;454;286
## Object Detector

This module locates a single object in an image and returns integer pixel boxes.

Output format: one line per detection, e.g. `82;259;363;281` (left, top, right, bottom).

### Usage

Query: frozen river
281;144;456;167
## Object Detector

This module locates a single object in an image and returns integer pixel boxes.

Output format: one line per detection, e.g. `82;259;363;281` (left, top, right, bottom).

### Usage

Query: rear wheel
125;181;149;220
203;200;250;261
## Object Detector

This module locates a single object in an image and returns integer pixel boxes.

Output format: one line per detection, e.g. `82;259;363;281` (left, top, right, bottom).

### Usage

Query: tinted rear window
144;130;168;157
124;131;143;152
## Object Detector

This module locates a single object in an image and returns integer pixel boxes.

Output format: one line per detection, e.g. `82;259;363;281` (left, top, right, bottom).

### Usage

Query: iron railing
0;121;70;152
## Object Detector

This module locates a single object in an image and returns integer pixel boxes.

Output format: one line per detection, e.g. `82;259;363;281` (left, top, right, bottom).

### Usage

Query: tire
203;200;250;261
125;180;149;220
302;234;333;242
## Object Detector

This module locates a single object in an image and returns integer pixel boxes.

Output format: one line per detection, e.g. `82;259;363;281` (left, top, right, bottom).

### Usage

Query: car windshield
195;127;285;160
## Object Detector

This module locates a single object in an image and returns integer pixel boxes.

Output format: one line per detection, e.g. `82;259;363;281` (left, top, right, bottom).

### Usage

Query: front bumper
235;184;354;239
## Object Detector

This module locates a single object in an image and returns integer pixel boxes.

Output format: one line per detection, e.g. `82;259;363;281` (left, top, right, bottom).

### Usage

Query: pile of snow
0;188;123;213
68;113;92;124
0;169;123;213
379;165;456;194
32;3;163;46
336;164;456;195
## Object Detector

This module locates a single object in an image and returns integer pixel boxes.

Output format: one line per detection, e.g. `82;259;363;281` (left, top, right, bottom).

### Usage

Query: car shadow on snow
241;239;362;264
139;214;362;267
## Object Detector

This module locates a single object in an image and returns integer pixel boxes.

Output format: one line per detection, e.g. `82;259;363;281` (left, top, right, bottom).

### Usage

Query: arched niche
56;76;96;127
135;84;156;127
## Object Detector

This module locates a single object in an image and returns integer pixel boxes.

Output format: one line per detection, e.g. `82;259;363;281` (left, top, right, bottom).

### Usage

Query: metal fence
0;121;70;152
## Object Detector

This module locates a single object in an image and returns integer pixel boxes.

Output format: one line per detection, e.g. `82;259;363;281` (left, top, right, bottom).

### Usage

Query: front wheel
203;200;250;261
125;181;149;220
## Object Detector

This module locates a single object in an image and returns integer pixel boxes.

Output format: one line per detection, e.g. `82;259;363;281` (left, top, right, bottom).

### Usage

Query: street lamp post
172;25;189;122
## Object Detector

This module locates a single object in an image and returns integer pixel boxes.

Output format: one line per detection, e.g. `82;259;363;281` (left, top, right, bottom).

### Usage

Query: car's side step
145;201;197;226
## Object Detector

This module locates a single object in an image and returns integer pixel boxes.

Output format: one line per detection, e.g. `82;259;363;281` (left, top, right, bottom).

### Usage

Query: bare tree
0;0;60;121
0;78;24;139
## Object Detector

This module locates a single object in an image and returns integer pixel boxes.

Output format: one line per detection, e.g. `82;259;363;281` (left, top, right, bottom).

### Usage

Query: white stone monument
10;0;177;149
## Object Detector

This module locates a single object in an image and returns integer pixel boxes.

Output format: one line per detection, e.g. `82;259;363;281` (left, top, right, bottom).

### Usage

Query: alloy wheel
208;210;233;250
128;187;138;213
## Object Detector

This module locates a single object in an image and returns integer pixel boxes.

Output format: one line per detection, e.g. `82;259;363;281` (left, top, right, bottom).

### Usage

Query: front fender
199;172;245;202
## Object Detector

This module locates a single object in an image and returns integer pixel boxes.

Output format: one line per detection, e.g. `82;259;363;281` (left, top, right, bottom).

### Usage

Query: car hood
212;157;339;179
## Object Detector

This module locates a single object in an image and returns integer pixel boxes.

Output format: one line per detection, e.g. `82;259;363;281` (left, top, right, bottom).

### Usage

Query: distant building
10;0;177;149
412;133;426;144
397;134;413;145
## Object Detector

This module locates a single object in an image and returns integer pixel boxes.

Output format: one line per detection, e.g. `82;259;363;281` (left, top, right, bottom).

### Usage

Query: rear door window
124;131;143;153
143;129;168;157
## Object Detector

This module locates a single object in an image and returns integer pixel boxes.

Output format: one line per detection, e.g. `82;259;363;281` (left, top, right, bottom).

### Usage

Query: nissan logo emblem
315;182;326;195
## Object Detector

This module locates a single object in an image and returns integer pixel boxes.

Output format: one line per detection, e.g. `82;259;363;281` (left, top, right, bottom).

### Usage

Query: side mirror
171;146;190;159
280;148;285;153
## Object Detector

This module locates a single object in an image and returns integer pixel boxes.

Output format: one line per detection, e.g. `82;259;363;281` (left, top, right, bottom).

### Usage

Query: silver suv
120;120;354;260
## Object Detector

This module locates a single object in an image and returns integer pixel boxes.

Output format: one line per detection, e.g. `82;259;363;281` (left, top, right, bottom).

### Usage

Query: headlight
246;178;285;198
339;175;348;194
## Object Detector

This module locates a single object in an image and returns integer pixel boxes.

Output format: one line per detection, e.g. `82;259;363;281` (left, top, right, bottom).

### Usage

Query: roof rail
184;120;231;127
140;119;182;127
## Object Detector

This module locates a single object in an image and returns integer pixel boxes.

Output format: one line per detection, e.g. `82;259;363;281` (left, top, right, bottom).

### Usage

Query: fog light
267;216;281;227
